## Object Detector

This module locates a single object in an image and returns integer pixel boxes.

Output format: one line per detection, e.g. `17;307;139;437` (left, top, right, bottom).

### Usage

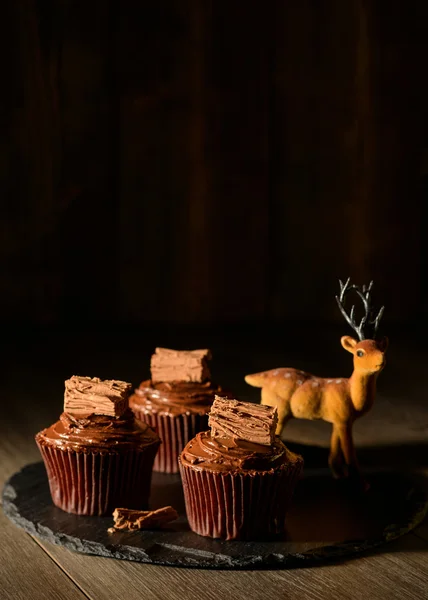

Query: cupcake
179;396;303;540
35;375;160;516
129;348;228;474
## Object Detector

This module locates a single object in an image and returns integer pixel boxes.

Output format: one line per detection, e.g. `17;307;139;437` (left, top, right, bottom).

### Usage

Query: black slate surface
2;462;428;569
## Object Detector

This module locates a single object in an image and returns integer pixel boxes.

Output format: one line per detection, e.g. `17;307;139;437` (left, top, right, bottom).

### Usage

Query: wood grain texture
57;0;117;323
118;0;270;323
0;0;62;324
5;3;427;327
413;470;428;544
200;0;270;322
0;512;86;600
0;365;84;600
1;330;428;600
365;2;427;322
270;1;354;320
269;0;428;323
33;533;428;600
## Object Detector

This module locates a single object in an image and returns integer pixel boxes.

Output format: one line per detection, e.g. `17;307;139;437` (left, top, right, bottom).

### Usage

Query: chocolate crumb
112;506;178;531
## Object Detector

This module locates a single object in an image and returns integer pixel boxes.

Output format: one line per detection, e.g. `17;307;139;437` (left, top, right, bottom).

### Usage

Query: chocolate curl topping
150;348;212;384
208;396;278;446
64;375;131;418
112;506;178;531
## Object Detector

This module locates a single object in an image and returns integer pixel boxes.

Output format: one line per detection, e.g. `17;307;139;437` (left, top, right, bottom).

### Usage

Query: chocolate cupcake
35;375;160;516
179;396;303;540
129;348;227;474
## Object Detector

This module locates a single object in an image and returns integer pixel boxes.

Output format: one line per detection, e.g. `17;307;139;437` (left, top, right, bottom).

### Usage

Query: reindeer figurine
245;278;387;489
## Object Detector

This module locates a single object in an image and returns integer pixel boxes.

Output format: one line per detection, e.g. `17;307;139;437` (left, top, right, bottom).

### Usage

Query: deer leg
276;413;291;436
337;423;358;466
329;425;347;478
261;388;290;436
337;423;369;491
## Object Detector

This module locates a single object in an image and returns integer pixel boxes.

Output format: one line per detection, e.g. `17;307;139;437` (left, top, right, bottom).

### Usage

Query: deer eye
356;350;364;357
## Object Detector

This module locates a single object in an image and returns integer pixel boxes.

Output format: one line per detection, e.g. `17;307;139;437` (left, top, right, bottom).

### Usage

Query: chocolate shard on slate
208;396;278;446
64;375;131;418
112;506;178;531
150;348;212;384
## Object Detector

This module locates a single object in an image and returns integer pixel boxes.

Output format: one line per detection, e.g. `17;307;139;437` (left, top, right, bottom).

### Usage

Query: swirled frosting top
179;430;301;473
129;380;226;416
35;409;160;452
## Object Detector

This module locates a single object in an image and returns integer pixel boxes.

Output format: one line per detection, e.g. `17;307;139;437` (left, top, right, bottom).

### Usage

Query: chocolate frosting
130;380;226;416
35;409;160;453
180;431;298;473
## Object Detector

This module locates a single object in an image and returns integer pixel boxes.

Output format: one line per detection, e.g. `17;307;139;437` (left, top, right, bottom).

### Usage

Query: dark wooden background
2;0;428;327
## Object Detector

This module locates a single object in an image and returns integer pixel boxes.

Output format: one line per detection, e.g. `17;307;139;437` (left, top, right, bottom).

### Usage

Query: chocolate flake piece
64;375;132;418
209;396;278;446
112;506;178;531
150;348;212;384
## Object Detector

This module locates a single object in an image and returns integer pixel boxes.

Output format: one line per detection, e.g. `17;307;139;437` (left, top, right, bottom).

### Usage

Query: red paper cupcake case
132;409;209;474
36;440;159;516
179;460;303;541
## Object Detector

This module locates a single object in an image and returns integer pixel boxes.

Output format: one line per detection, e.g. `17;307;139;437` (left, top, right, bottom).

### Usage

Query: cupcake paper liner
36;440;159;516
179;459;303;540
132;409;209;474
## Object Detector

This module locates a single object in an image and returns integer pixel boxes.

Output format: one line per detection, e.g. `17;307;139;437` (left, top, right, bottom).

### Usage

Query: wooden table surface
1;325;428;600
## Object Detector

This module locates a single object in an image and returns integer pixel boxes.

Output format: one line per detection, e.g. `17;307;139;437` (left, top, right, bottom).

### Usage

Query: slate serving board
2;462;427;569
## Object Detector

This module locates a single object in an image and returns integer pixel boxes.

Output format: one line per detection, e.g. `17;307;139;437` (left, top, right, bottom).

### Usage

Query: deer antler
335;277;385;340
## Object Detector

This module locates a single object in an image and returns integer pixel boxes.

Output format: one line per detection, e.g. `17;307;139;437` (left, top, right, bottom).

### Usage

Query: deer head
336;278;388;374
341;336;388;374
